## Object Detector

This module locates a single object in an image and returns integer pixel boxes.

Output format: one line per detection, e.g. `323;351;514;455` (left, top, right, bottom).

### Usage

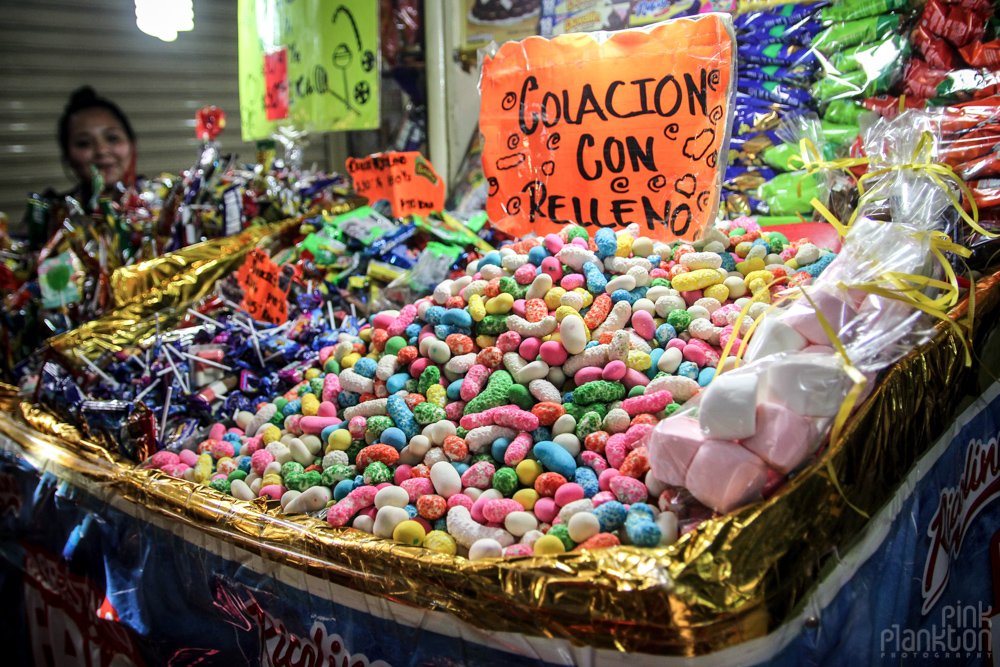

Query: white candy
373;506;410;538
552;414;577;436
323;451;350;468
631;298;656;316
376;355;399;380
520;529;544;547
284;486;332;514
466;426;518;452
658;347;683;373
249;476;263;494
506;314;558;338
605;275;637;294
593;301;632;338
424;420;456;445
430;460;462;498
230;479;255;501
288;439;314;466
375;486;410;509
568;512;601;543
464;487;484;501
558;498;595;524
342;398;389;420
563;344;609;377
461;280;488;301
407;435;432;456
525;273;553;301
235;410;254;430
280;490;301;510
516;360;550;384
353;514;375;532
469;538;504;560
553;433;581;457
504;511;538;536
655;295;687;318
423;447;448;467
263;461;282;476
446;505;515;549
266;443;292;465
300;435;322;455
528;379;562;403
656;511;679;546
603;256;651;273
433;281;453;304
445;353;477;375
627;266;650;288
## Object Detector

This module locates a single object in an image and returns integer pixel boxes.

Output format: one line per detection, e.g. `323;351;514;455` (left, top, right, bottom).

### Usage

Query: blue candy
424;305;446;325
593;500;627;532
491;437;512;463
655;323;676;346
452;462;470;475
647;349;664;379
282;399;302;416
583;262;607;293
442;309;472;328
610;289;632;304
447;379;464;401
594;228;617;258
697;367;715;387
585;340;601;349
625;509;662;547
718;252;737;272
386;373;410;394
333;479;354;501
647;254;661;266
380;427;407;451
527;246;549;266
573;467;599;498
800;252;835;277
677;361;698;380
353;357;377;379
223;433;241;445
404;323;423;339
404;504;418;519
532;426;552;443
237;457;252;473
433;517;448;532
387;395;418;440
562;392;574;404
338;391;360;407
479;251;502;267
533;441;577;478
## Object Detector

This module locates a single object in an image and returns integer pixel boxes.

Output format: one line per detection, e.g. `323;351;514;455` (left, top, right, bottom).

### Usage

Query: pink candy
534;497;558;523
447;493;473;510
609;475;647;504
574;367;604;385
539;341;567;366
553;482;584;507
461;365;490;402
598;468;620;491
461;461;496;489
560;274;584;290
621;391;673;416
504;433;532;466
602;360;627;381
251;450;274;475
632;310;656;340
581;451;608;473
519;337;542;361
147;451;180;469
326;486;378;527
482;499;523;523
496;331;521;353
386;304;417;337
400;476;434;503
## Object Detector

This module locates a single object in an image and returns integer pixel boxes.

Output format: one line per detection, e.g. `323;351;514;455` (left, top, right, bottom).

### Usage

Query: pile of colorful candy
140;219;839;558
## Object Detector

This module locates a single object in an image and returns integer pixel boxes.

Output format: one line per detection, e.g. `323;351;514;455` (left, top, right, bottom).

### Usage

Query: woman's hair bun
67;86;99;108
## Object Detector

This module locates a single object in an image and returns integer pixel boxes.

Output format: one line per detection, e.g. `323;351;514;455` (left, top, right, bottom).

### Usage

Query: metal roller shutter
0;0;331;233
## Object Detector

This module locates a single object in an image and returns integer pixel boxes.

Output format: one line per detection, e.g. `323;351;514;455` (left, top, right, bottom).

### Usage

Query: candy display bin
0;249;997;665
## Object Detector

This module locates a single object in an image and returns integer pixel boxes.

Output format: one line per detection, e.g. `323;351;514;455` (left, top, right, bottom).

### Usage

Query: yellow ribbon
787;138;869;175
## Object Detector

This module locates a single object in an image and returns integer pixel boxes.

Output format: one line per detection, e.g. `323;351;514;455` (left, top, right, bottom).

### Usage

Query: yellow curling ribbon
787;138;868;200
712;277;787;381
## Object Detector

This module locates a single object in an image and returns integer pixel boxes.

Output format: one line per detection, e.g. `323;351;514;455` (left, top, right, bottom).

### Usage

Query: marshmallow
646;416;705;487
698;373;758;440
685;440;768;513
744;317;808;363
741;403;817;474
779;290;857;346
766;356;852;418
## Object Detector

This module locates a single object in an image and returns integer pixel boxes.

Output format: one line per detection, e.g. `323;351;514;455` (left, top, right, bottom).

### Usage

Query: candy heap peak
143;219;836;559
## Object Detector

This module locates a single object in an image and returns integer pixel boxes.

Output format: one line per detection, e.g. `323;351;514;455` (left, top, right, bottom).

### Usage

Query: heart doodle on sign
541;161;555;176
675;174;696;198
682;129;716;161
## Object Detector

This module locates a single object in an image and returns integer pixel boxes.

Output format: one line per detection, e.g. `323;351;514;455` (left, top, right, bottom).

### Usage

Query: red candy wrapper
863;94;931;118
903;59;951;99
956;150;1000;180
959;38;1000;67
939;126;1000;165
941;0;995;12
912;24;960;70
962;179;1000;210
195;106;226;141
920;0;990;47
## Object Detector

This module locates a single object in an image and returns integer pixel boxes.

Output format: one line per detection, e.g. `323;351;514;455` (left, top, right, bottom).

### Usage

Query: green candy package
824;99;868;125
820;0;909;23
754;171;821;215
828;34;908;74
814;67;895;101
812;14;901;55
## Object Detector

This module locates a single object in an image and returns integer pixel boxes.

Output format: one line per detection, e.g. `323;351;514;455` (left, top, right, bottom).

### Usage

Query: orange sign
346;152;446;218
236;248;293;325
480;16;735;243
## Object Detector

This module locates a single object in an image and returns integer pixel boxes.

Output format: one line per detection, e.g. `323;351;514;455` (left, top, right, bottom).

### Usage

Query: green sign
238;0;380;141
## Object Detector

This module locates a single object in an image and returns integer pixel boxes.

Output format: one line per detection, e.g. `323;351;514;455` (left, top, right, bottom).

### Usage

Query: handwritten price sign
480;16;736;243
346;152;446;218
236;249;293;325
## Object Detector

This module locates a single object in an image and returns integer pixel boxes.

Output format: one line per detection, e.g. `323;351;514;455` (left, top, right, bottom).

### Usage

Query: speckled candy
416;494;447;520
460;461;496;489
609;475;647;504
534;472;567;496
491;466;518;496
363;461;393;485
356;444;400;469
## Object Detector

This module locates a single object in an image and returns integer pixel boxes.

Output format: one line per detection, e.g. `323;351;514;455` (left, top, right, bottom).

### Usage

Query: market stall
2;1;1000;666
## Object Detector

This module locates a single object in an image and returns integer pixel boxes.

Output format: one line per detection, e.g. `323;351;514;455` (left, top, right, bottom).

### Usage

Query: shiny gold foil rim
5;271;999;656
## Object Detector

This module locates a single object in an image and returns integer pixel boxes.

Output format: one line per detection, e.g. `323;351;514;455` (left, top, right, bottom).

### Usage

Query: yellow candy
425;383;447;407
300;393;319;416
734;241;753;258
554;305;578;322
197;452;213;467
261;425;281;445
485;292;514;314
423;530;457;555
341;352;361;368
704;284;729;302
367;351;380;360
573;287;594;307
475;335;496;348
544;287;566;310
468;294;487;322
533;535;566;555
359;328;372;342
516;459;543;486
193;465;212;483
262;473;283;487
615;233;633;257
785;258;800;270
393;520;426;546
304;368;321;381
670;268;723;292
326;429;352;451
745;269;773;285
626;350;652;371
513;488;539;510
736;257;765;276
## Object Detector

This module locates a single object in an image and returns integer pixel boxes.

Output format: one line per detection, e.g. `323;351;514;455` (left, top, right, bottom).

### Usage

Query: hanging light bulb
135;0;194;42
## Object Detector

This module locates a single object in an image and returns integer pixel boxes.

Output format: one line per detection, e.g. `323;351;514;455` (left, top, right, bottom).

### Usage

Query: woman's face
66;108;134;188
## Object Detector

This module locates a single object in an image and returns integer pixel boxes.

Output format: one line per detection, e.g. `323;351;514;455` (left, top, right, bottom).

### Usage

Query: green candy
492;467;518;496
270;411;286;427
650;278;671;288
227;470;248;482
654;371;670;381
768;237;784;254
363;461;392;485
321;464;355;486
663;403;682;417
210;479;231;494
404;379;418;393
499;276;528;299
464;370;513;415
627;385;646;398
281;462;305;477
507;383;534;410
302;470;323;488
456;427;469;438
547;523;576;550
284;472;307;491
729;227;746;238
313;457;323;467
385;336;407;355
413;402;447;425
274;397;289;413
667;309;692;332
476;315;509;336
566;226;589;242
472;452;495;465
564;401;607;422
310;377;325;396
417;365;441;396
575;412;603;440
366;416;393;438
574;380;626;406
324;358;341;374
345;440;366;463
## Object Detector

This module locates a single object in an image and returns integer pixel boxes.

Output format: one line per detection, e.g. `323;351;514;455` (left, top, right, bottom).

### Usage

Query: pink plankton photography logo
880;603;992;661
